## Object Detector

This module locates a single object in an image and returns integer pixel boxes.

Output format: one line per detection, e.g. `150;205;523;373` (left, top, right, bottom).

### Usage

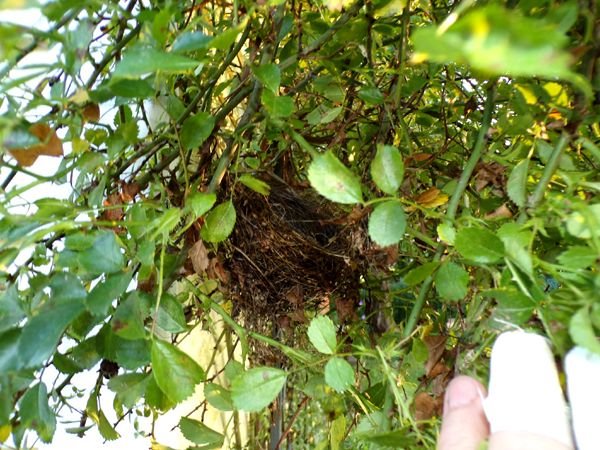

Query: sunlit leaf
113;47;198;78
231;367;286;412
455;227;504;264
307;316;337;354
370;144;404;195
200;201;236;243
179;417;224;448
324;357;354;392
368;201;406;246
308;151;363;204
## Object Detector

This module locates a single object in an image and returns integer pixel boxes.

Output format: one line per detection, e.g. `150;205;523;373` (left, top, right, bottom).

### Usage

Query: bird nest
228;177;364;327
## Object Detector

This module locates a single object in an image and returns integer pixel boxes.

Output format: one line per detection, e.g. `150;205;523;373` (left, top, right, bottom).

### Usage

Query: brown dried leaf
120;181;140;202
208;256;230;285
102;193;125;221
335;297;357;323
485;203;513;220
424;335;447;377
8;123;63;167
189;241;209;274
414;392;438;421
82;103;101;122
474;162;506;191
415;187;448;208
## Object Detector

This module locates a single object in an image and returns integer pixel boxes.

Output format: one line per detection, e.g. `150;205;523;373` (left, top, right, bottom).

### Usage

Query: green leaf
172;31;211;53
19;292;86;368
0;285;24;333
150;208;182;240
179;417;224;448
488;288;534;325
108;79;155;98
324;357;354;393
111;292;146;340
239;174;271;195
261;90;295;118
112;47;198;78
557;246;597;270
455;227;504;264
307;315;337;355
411;4;590;95
204;383;233;411
437;222;456;245
403;261;440;286
107;373;151;409
370;144;404;195
97;325;151;370
306;105;343;125
231;367;287;412
308;152;363;204
86;271;132;316
151;339;205;404
19;383;56;443
434;262;469;301
368;201;406;246
186;192;217;218
253;63;281;93
507;159;529;207
358;86;384;105
570;307;600;355
155;293;187;333
78;231;125;275
209;23;244;50
180;112;215;151
566;204;600;239
200;201;236;243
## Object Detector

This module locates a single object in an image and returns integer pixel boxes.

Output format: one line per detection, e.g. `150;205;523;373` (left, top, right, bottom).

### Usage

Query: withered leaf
189;240;209;274
82;103;101;122
8;123;63;167
424;335;447;377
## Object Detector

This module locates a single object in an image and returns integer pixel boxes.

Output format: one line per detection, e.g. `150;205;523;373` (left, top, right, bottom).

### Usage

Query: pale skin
438;376;573;450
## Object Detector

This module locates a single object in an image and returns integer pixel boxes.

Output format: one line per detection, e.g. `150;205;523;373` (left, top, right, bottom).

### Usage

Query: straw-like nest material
229;177;363;324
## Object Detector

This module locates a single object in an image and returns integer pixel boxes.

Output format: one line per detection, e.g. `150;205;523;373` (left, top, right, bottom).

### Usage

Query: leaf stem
402;81;496;338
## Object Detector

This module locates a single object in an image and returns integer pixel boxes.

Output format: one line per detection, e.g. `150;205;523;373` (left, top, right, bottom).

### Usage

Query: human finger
437;375;489;450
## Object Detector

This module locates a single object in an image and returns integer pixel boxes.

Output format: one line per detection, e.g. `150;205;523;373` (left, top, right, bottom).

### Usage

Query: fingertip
438;376;489;450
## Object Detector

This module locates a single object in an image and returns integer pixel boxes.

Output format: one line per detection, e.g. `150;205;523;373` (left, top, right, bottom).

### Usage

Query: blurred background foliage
1;0;599;448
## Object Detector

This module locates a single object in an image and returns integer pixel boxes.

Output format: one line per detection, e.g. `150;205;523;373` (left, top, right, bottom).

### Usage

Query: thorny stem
402;81;497;339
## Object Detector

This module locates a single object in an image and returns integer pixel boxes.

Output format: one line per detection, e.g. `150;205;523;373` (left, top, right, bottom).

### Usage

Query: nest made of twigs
228;175;363;326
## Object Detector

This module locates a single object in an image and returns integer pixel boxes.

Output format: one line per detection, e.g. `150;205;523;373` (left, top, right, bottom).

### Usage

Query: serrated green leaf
455;227;504;264
308;152;363;204
179;417;224;447
507;159;529;207
253;63;281;93
403;261;440;286
78;231;125;275
107;373;150;409
231;367;287;412
150;208;182;240
306;105;343;125
324;357;354;392
261;90;295;118
488;288;534;325
19;296;85;369
86;270;132;316
155;293;187;333
239;174;271;195
368;201;406;246
434;262;469;301
0;284;24;333
151;339;205;404
200;201;236;243
111;292;146;340
113;47;198;78
204;383;233;411
370;144;404;195
180;112;215;151
307;316;337;354
186;192;217;218
19;383;55;443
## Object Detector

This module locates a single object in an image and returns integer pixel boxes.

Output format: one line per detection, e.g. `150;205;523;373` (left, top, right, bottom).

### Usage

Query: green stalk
528;133;570;210
402;81;496;338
